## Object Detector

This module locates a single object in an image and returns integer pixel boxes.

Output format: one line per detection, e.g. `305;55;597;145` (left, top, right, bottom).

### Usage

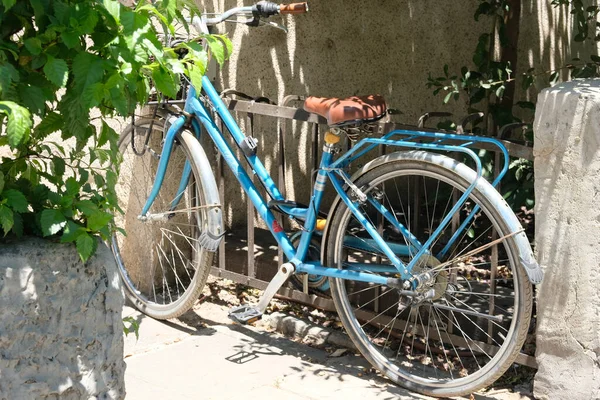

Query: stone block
0;238;126;399
533;79;600;400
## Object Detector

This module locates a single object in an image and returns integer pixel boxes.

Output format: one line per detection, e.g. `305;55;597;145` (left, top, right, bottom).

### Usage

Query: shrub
0;0;229;261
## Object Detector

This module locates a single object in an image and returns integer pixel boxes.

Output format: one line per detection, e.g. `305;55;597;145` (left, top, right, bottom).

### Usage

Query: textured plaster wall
533;80;600;400
197;0;591;227
0;238;126;400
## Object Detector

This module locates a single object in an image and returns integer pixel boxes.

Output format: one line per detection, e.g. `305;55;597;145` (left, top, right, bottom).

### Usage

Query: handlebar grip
279;3;309;14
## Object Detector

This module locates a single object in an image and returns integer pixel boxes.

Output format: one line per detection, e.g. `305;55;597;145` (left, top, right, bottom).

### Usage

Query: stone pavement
123;301;532;400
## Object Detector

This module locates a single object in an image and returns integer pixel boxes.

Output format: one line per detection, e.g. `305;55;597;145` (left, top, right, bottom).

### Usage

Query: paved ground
123;301;533;400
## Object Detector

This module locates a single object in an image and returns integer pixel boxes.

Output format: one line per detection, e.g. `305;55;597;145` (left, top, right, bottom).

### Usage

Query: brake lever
258;19;288;33
231;15;288;33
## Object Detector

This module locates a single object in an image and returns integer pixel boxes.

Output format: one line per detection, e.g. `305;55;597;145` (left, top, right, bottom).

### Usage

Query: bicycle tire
324;151;532;397
112;118;214;320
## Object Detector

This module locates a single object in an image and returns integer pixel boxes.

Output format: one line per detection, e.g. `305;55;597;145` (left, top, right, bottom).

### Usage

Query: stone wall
0;238;126;399
533;80;600;400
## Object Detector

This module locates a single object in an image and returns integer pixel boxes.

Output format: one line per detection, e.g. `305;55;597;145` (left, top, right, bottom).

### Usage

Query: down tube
187;96;297;261
200;75;285;202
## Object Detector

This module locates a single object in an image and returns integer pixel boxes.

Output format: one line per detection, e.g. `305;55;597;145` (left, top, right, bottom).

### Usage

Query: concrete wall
197;0;595;227
533;80;600;399
0;238;126;399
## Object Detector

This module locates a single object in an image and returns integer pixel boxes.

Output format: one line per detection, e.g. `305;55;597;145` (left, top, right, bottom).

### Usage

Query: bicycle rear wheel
112;118;214;319
325;151;532;397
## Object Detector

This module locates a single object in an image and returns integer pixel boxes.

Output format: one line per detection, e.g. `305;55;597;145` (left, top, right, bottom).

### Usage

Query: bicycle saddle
303;94;387;126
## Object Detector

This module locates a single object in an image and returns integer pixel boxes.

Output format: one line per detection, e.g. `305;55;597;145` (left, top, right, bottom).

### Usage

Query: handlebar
280;3;309;14
197;2;308;29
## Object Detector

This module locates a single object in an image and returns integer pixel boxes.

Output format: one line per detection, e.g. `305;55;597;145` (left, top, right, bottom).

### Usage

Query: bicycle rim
112;118;213;319
326;156;532;396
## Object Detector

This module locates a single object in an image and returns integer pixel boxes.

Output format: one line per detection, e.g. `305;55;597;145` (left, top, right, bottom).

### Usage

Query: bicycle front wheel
112;118;214;320
325;151;532;397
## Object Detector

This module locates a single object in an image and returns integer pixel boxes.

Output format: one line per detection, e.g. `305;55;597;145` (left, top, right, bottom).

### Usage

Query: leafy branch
0;0;232;261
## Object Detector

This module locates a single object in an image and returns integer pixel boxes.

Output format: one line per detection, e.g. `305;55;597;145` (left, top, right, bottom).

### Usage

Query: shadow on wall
197;0;597;228
519;0;598;97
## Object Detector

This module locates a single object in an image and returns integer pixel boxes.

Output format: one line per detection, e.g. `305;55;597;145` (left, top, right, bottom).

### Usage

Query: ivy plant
424;0;600;212
0;0;231;261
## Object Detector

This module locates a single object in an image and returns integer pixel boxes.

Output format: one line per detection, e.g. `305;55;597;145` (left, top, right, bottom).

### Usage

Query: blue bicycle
112;2;543;397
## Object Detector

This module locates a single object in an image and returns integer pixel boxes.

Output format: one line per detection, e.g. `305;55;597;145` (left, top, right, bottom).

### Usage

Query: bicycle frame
139;74;510;287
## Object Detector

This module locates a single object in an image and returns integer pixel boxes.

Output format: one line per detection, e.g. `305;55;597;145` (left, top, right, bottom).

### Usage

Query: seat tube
294;133;336;262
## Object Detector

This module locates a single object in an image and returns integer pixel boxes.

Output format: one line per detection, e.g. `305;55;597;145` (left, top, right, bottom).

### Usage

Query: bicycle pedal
228;304;263;325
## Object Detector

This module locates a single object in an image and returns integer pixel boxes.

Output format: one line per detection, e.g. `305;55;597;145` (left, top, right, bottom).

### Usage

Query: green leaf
3;189;28;213
0;205;14;235
40;209;67;236
72;53;106;110
122;316;140;339
95;148;110;165
106;169;118;188
0;62;19;96
219;35;233;58
187;63;204;93
31;54;47;70
495;85;505;98
137;3;173;34
87;211;113;231
183;41;207;64
443;91;453;104
20;84;46;115
65;177;79;196
76;232;96;262
135;79;150;103
94;174;105;187
0;101;32;148
83;83;105;108
0;171;4;193
103;0;121;23
98;121;118;148
122;8;150;36
467;227;475;239
51;156;66;177
2;0;16;11
59;194;74;209
80;7;99;34
12;212;23;237
60;220;86;243
75;200;98;216
43;57;69;88
24;38;42;55
35;112;63;137
61;30;81;49
152;65;178;98
58;92;89;143
78;168;89;185
160;0;177;19
203;35;226;65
